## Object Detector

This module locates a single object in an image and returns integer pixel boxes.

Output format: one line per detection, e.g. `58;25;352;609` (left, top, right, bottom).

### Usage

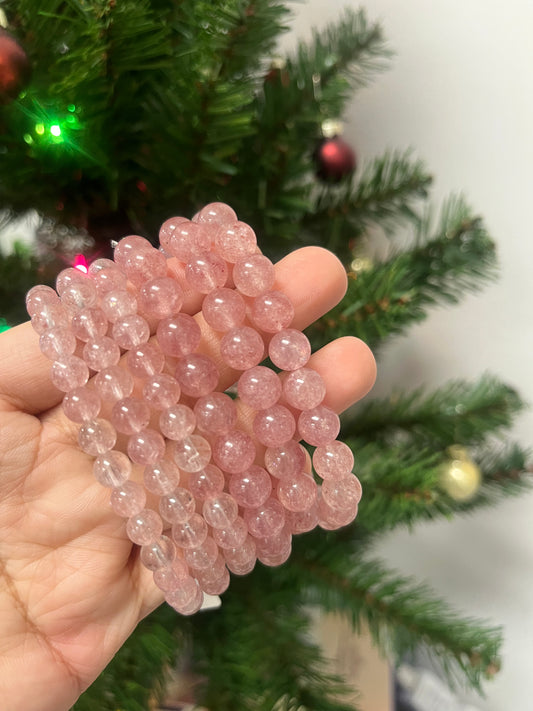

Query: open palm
0;247;376;711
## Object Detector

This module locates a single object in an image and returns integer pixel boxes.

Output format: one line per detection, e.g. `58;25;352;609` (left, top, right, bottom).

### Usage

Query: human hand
0;245;376;711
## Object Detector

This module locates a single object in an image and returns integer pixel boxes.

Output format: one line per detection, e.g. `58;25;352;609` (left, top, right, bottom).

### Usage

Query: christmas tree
0;2;530;709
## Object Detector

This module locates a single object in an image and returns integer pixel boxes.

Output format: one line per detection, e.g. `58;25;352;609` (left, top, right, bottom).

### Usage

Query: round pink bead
313;441;354;479
143;373;181;410
201;287;246;332
250;290;294;333
144;460;180;496
51;356;90;392
174;353;219;397
112;314;150;350
172;434;212;473
55;267;89;296
71;308;108;342
122;246;167;286
237;366;281;410
283;367;326;410
93;450;132;487
110;480;146;518
113;235;153;269
277;473;318;512
254;527;292;559
39;327;77;361
257;546;292;567
264;440;306;479
202;493;239;529
253;405;296;447
220;326;264;370
158;216;189;253
196;560;230;596
162;220;211;261
287;500;319;534
138;276;184;319
185;251;228;293
88;257;115;276
321;473;362;510
89;260;127;295
212;516;248;550
26;285;59;317
223;535;256;575
31;302;69;334
193;392;237;435
229;465;272;508
78;418;117;456
62;386;101;423
243;498;286;538
171;513;208;549
156;314;201;358
126;342;165;379
140;535;176;571
159;404;196;441
188;464;225;502
197;571;230;598
184;536;219;571
195;202;237;226
153;559;189;592
318;497;358;530
111;396;151;435
195;553;226;589
269;329;311;371
94;365;134;402
298;405;340;446
126;508;163;546
212;430;256;475
213;221;257;262
100;289;137;323
232;254;275;297
165;578;204;615
83;336;121;371
59;279;98;311
127;428;166;465
159;487;196;524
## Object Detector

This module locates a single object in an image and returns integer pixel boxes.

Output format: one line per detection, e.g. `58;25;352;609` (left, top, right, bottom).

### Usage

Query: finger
0;322;64;415
310;336;376;413
236;335;376;434
195;246;348;392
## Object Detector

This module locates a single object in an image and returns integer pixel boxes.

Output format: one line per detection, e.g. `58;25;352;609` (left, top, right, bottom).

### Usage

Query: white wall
285;2;533;709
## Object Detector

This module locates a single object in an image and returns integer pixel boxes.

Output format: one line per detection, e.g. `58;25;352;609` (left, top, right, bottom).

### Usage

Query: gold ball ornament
439;446;482;502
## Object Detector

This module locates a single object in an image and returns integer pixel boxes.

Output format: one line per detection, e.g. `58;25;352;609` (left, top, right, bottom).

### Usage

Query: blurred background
285;1;533;708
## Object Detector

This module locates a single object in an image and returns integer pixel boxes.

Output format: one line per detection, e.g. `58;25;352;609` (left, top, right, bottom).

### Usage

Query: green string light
0;318;11;333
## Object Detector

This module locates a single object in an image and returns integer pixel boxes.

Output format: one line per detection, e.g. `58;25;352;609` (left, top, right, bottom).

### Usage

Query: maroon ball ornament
0;29;31;104
314;135;357;183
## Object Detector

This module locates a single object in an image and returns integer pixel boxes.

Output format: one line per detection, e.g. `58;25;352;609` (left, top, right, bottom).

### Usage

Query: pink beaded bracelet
26;202;362;615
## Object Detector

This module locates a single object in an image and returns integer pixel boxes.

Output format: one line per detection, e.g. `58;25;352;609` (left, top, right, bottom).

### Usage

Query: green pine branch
344;374;525;448
345;439;531;534
308;195;498;350
305;150;433;261
287;541;502;692
235;7;388;244
189;581;361;711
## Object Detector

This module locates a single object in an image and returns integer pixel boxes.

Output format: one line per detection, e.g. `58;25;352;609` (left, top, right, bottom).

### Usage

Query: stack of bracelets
26;202;362;615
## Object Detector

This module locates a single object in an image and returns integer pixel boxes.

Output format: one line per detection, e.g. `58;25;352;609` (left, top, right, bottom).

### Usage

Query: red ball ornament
0;29;31;104
314;135;357;183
